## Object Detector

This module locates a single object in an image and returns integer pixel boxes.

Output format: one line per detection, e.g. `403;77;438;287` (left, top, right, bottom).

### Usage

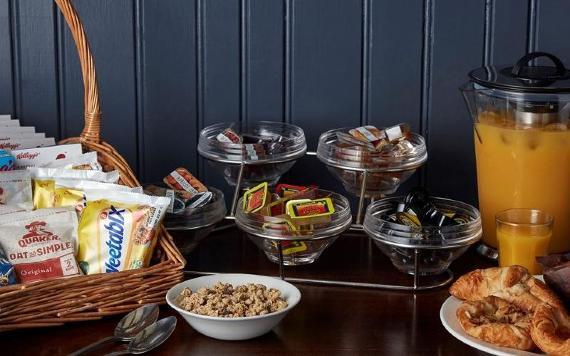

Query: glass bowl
235;189;352;265
165;187;227;254
316;128;428;196
198;122;307;187
363;196;482;275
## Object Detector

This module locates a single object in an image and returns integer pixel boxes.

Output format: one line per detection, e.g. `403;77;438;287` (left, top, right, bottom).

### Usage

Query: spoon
104;316;177;356
69;304;159;356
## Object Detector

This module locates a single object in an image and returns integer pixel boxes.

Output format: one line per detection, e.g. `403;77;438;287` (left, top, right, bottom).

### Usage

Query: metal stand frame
207;151;453;291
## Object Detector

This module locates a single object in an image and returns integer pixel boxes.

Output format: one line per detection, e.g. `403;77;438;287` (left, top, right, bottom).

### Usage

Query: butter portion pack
77;190;170;275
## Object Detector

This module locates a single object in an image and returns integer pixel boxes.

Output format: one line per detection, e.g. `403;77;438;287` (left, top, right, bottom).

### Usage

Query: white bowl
165;273;301;341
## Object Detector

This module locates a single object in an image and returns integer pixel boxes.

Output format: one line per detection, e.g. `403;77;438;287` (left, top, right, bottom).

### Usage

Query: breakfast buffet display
6;50;570;355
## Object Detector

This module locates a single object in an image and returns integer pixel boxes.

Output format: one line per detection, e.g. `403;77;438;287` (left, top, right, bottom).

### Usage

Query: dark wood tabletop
1;223;495;355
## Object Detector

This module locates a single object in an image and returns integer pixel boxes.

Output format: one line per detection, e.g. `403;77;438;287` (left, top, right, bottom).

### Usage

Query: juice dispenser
461;52;570;258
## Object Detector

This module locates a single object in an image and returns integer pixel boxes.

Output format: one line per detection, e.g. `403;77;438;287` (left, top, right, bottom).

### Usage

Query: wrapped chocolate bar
0;207;80;283
78;190;170;274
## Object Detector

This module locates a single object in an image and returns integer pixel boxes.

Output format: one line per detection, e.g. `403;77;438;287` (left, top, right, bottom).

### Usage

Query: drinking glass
496;209;553;274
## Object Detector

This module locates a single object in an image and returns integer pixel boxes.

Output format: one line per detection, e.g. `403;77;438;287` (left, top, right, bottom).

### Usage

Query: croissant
531;304;570;356
456;296;535;351
449;266;565;313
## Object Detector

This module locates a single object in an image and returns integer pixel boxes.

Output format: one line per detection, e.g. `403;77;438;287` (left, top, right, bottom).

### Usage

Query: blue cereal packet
0;149;15;171
0;248;16;286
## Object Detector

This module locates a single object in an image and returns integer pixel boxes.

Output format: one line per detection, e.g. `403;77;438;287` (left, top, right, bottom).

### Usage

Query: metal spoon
104;316;177;356
69;304;159;356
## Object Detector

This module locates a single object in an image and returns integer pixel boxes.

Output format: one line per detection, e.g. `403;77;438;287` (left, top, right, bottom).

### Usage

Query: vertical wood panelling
200;0;241;194
427;0;485;204
369;0;423;132
247;0;283;123
491;0;528;65
0;0;13;114
290;0;362;147
14;0;59;136
536;0;570;64
139;0;197;183
284;0;362;190
2;0;569;205
369;0;424;194
60;0;138;171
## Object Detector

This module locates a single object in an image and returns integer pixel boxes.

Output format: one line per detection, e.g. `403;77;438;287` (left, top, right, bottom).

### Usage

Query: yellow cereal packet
77;190;170;275
52;179;143;214
29;168;120;209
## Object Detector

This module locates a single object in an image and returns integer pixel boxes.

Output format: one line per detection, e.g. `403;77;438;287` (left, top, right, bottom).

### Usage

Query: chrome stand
185;268;454;292
200;150;453;291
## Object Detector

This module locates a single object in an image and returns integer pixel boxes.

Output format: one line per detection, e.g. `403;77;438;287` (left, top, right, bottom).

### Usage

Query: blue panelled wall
0;0;569;205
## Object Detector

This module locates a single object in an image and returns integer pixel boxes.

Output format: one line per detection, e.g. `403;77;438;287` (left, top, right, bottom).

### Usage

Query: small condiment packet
12;144;82;168
349;125;385;142
216;128;241;144
242;182;268;213
286;197;335;219
163;168;207;200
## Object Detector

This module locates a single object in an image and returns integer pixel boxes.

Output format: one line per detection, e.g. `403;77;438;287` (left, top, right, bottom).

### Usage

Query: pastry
456;296;535;351
531;303;570;356
449;266;565;313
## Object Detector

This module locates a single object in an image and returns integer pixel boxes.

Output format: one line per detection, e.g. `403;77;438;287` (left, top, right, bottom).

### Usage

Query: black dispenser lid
469;52;570;93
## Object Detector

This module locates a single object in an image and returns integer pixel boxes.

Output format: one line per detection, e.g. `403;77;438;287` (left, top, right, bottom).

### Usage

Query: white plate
440;275;545;356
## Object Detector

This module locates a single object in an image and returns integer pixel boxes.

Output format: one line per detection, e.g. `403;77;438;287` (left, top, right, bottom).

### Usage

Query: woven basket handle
54;0;101;144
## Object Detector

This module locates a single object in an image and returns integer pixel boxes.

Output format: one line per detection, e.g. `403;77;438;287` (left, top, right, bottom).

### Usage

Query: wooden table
1;224;494;355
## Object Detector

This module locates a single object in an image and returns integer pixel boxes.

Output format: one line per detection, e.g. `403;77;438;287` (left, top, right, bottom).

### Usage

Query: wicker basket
0;0;185;331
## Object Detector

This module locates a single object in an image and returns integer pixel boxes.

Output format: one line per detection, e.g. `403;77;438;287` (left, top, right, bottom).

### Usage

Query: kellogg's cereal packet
12;144;82;169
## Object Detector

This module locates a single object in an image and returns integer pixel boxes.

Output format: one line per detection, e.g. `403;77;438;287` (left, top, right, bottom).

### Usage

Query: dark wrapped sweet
537;253;570;307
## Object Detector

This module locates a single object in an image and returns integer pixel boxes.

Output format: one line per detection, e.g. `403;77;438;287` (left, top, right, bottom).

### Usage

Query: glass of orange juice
496;209;553;274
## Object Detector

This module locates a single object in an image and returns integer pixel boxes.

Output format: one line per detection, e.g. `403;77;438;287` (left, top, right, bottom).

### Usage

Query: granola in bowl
177;282;288;318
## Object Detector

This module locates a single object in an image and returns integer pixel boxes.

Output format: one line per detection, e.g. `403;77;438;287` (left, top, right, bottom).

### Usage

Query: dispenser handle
512;52;567;78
